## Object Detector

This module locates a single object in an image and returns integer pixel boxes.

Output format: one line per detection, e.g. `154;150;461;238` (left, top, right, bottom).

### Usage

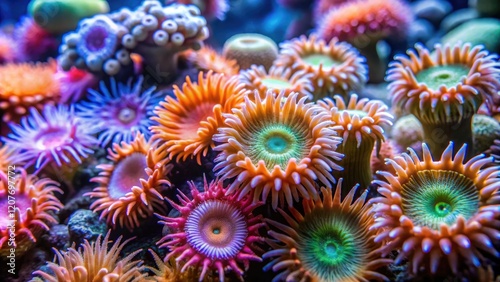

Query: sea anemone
316;0;412;46
15;17;59;62
151;71;248;164
318;94;393;192
213;90;344;209
58;14;128;76
370;142;500;274
487;139;500;162
0;61;59;122
2;104;97;173
77;76;163;147
146;250;213;282
0;169;62;258
0;33;18;64
32;231;145;281
472;114;500;155
239;65;314;100
85;133;171;230
263;180;392;282
157;178;265;281
55;66;98;104
222;33;278;71
187;45;240;76
274;34;367;100
386;42;500;158
173;0;229;20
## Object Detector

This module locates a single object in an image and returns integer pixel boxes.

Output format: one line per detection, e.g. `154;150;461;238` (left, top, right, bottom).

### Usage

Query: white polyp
170;32;185;46
161;20;178;34
122;34;137;49
132;25;148;42
141;14;159;30
153;30;169;46
115;49;131;65
104;59;120;76
86;55;104;72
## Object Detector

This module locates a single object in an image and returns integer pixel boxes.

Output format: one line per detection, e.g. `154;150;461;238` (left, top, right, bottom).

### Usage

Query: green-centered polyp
263;181;391;281
401;170;479;230
387;42;500;158
251;124;307;170
298;210;362;280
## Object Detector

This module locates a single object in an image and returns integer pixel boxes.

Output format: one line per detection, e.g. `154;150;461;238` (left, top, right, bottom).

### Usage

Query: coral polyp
55;66;98;104
151;71;248;164
275;35;367;99
174;0;229;20
0;61;59;122
0;169;62;257
222;33;278;70
77;76;163;147
59;15;127;76
187;45;240;76
86;133;171;230
157;179;265;281
370;143;500;274
316;0;412;45
264;180;391;282
33;231;145;281
213;90;344;209
239;65;314;100
387;42;500;157
318;94;393;191
2;104;97;172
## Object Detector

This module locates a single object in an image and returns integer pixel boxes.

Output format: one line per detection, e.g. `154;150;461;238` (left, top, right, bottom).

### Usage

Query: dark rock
67;209;107;246
408;19;435;45
40;224;70;251
411;0;452;26
3;248;49;282
439;8;479;33
58;187;93;223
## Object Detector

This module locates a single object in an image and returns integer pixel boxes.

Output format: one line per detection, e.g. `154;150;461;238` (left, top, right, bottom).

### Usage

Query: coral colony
1;0;500;281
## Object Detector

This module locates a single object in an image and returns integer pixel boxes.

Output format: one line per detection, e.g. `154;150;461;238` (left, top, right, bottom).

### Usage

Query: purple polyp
85;25;109;52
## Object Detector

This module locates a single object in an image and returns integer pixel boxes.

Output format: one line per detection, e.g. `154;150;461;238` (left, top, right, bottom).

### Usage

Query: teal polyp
28;0;110;35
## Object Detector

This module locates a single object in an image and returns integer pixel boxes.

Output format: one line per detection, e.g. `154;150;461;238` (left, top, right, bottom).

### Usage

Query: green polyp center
415;65;470;90
401;170;479;230
343;109;368;118
296;209;363;281
302;54;340;69
261;78;292;90
118;107;137;124
249;124;306;169
212;227;221;235
435;201;452;216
